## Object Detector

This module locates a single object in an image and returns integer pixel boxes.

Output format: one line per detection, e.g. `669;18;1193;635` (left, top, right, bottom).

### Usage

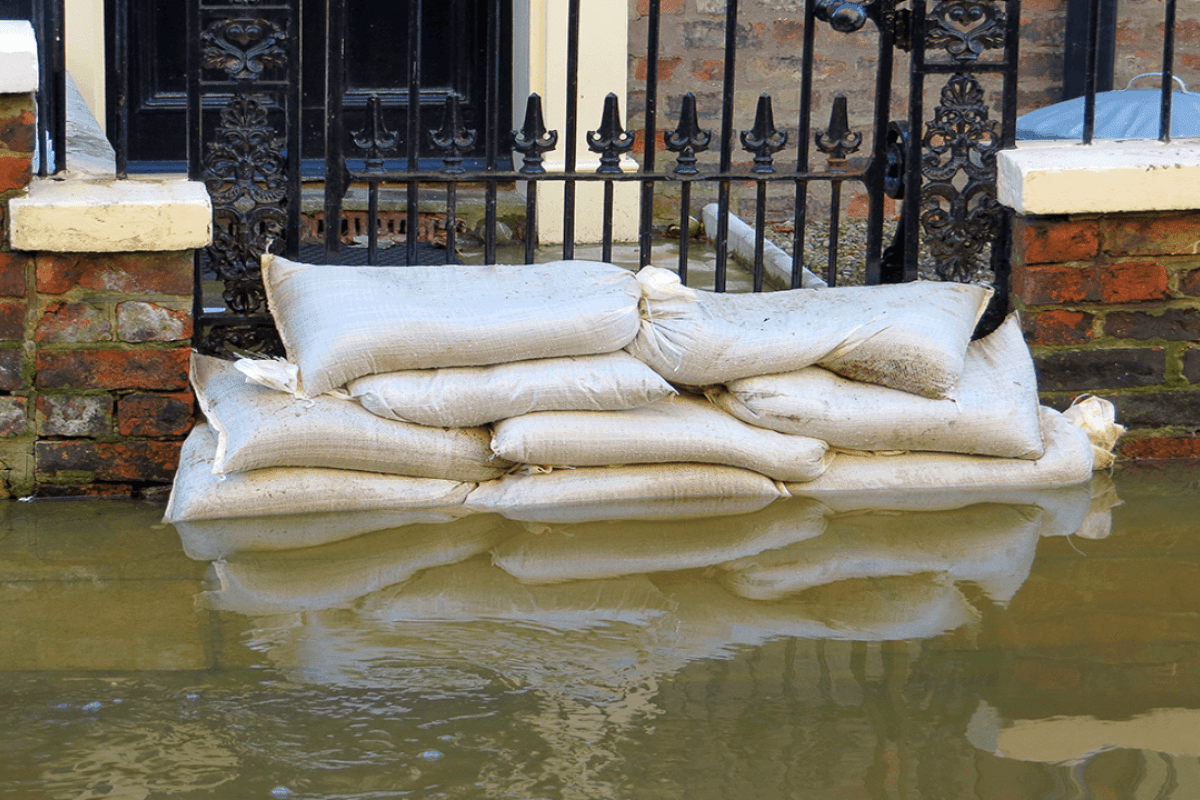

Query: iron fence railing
5;0;67;175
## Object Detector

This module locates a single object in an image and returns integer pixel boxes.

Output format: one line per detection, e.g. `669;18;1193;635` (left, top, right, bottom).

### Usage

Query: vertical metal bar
903;0;926;281
324;0;346;261
406;0;423;266
752;181;766;291
827;179;842;286
284;0;301;259
33;0;47;177
792;0;818;289
446;181;459;264
563;0;580;259
1160;0;1176;143
714;0;739;292
114;0;129;178
1081;0;1100;144
484;0;501;265
50;0;65;174
639;0;662;267
187;0;202;327
368;181;379;263
677;181;691;284
864;0;897;285
524;182;538;264
602;182;615;262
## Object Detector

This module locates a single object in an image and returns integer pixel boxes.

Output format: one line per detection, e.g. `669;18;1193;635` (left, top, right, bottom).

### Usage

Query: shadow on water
3;463;1200;798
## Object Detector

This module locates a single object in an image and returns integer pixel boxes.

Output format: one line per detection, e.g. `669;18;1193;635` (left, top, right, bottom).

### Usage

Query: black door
106;0;510;171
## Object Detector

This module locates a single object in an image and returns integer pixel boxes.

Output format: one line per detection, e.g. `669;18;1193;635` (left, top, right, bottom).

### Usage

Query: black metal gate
187;0;1020;356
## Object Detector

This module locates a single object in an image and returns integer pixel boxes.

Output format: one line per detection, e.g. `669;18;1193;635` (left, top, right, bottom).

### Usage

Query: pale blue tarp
1016;75;1200;141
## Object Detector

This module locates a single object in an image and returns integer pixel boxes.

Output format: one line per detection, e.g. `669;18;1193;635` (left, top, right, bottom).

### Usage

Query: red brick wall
1012;211;1200;459
0;93;195;497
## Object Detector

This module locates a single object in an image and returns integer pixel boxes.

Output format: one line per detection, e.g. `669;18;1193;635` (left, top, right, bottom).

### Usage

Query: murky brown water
2;461;1200;799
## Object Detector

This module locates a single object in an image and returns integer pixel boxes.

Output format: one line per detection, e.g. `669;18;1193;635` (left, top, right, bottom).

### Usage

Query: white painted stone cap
9;178;213;252
998;138;1200;216
0;20;38;94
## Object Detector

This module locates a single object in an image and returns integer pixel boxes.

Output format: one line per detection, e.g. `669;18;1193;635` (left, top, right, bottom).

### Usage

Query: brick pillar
1012;211;1200;459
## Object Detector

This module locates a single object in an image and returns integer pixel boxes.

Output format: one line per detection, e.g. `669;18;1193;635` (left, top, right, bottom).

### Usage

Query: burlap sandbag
490;394;831;482
490;498;826;584
465;463;787;523
719;503;1043;604
263;255;643;397
202;515;517;615
173;508;475;561
712;314;1044;458
627;266;991;397
193;353;507;480
348;352;675;428
785;407;1095;497
164;424;474;522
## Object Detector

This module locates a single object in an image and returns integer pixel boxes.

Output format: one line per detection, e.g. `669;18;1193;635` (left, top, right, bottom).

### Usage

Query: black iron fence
0;0;65;175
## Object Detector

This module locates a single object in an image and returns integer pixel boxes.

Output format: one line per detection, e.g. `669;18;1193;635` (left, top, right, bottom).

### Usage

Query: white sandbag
173;508;475;561
263;255;643;397
786;407;1095;497
490;498;827;584
712;314;1044;459
719;503;1043;605
193;353;507;481
465;463;787;523
348;352;675;428
490;394;831;482
628;265;991;397
1063;394;1125;469
164;424;474;522
201;515;516;615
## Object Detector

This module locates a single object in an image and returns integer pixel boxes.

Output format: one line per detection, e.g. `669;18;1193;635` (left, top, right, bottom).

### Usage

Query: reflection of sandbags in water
711;314;1043;459
490;394;831;482
786;473;1120;540
659;572;980;656
465;463;786;523
173;507;474;560
491;498;827;584
359;558;676;627
193;354;507;480
786;407;1095;497
720;503;1043;604
202;515;517;615
164;425;474;522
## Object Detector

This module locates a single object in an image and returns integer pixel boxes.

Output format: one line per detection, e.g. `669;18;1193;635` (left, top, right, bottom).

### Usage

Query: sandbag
164;424;474;522
627;266;990;397
465;463;787;523
712;314;1043;459
348;352;675;428
173;508;475;561
490;498;827;584
263;255;643;397
786;407;1096;497
193;353;508;481
491;394;831;482
202;515;517;615
719;503;1043;605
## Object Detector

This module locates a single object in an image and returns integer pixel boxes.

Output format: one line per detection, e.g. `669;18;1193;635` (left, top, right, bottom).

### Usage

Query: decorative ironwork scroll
925;0;1007;61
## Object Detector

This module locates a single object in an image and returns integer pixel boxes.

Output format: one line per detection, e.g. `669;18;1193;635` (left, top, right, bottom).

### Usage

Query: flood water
3;462;1200;799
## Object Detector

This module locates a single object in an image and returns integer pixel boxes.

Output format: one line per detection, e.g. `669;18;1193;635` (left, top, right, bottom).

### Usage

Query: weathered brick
0;348;23;390
36;252;193;296
35;483;137;498
1109;390;1200;429
0;154;31;193
116;301;192;343
1015;217;1100;265
636;0;684;12
682;20;760;49
691;58;724;81
1013;264;1100;305
0;299;24;340
1120;435;1200;460
773;20;805;44
35;301;111;343
1104;309;1200;342
1098;260;1170;303
1034;348;1165;393
36;395;113;437
0;251;28;297
117;392;194;438
1181;269;1200;297
1184;348;1200;384
1024;309;1093;346
633;56;683;81
0;105;35;153
35;440;183;483
1102;212;1200;257
35;348;189;391
0;396;27;437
